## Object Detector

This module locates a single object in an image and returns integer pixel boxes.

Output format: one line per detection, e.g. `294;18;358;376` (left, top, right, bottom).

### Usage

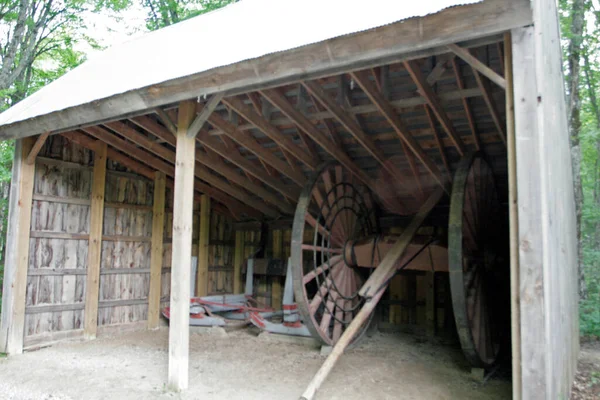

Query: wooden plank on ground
148;171;166;329
83;141;108;339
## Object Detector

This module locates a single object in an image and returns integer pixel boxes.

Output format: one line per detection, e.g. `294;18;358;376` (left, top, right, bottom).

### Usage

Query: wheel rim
448;152;502;367
291;161;378;345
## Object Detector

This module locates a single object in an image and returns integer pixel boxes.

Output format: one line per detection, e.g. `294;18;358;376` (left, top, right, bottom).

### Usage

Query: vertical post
425;271;436;337
0;137;35;354
271;229;283;310
505;31;522;400
168;100;196;391
148;171;166;329
196;194;210;296
233;230;245;293
84;141;107;339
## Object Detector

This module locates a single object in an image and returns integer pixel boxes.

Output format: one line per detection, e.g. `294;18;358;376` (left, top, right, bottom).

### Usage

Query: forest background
0;0;598;338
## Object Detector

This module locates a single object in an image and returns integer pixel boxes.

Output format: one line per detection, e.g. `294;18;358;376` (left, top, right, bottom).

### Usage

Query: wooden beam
85;125;269;218
271;229;283;310
155;107;178;135
196;195;210;297
424;105;451;179
25;132;50;165
426;55;453;85
447;43;507;89
208;112;306;186
233;231;245;294
404;61;466;156
303;80;402;180
473;63;507;146
105;121;285;216
504;31;521;400
148;171;166;329
223;96;319;170
451;58;481;151
349;70;447;190
261;88;376;193
187;94;224;138
168;100;196;391
84;141;108;339
0;137;35;354
197;132;299;202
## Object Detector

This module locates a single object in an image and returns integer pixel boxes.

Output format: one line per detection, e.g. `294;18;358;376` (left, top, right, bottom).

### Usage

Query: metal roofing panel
0;0;481;127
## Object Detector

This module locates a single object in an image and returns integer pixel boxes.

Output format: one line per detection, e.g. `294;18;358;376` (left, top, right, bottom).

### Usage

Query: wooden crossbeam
154;108;178;135
451;58;481;151
81;126;266;218
208;112;306;186
350;70;447;190
404;61;466;157
426;55;453;85
303;80;399;180
25;132;50;165
106;121;288;215
187;93;224;138
447;43;507;89
223;96;319;170
261;88;377;193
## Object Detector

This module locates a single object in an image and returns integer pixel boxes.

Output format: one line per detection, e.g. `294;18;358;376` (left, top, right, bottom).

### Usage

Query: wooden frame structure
0;0;580;398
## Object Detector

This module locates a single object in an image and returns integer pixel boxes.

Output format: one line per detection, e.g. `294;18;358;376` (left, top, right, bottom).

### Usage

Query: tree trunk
567;0;586;300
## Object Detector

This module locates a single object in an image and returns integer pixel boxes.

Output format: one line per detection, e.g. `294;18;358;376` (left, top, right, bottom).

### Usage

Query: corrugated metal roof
0;0;481;128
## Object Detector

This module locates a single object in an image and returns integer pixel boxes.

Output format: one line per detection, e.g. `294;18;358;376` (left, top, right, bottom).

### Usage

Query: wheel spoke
301;244;342;253
303;255;343;284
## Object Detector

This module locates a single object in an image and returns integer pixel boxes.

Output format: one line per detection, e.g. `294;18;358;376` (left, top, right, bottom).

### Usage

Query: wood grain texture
168;100;196;391
196;195;210;296
0;137;36;354
84;141;108;339
148;171;166;329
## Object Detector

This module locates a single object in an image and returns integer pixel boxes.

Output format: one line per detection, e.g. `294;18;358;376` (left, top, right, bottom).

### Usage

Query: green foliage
142;0;237;31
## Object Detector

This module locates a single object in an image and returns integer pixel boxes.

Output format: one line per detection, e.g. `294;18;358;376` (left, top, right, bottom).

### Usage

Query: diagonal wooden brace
299;187;445;400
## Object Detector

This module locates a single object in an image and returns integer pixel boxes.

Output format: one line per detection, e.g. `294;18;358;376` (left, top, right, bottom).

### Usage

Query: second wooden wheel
291;161;378;346
448;152;504;367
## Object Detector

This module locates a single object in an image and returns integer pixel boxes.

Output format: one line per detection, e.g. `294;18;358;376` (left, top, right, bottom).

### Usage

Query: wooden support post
196;195;210;296
83;141;108;339
148;171;166;329
425;271;436;337
0;137;36;354
271;229;283;310
168;100;196;391
233;231;245;293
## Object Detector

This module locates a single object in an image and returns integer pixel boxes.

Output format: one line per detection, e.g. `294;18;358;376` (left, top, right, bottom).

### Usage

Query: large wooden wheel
448;152;503;367
291;161;378;346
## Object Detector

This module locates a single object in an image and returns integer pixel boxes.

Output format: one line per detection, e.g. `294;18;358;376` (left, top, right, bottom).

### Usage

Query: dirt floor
572;339;600;400
0;327;512;400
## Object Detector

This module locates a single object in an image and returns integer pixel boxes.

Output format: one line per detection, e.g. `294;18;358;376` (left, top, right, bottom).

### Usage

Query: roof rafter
208;112;307;186
349;70;447;190
223;96;319;170
302;79;402;182
447;43;507;89
260;88;377;193
451;57;481;151
404;60;466;157
82;124;271;218
106;121;290;215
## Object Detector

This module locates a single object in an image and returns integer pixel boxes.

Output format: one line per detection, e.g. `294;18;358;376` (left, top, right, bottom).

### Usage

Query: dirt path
0;328;511;400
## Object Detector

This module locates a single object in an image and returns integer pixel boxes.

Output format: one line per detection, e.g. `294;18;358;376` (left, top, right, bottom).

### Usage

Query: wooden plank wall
207;213;234;295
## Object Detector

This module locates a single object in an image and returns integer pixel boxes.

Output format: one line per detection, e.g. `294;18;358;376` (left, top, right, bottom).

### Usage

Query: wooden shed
0;0;579;398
